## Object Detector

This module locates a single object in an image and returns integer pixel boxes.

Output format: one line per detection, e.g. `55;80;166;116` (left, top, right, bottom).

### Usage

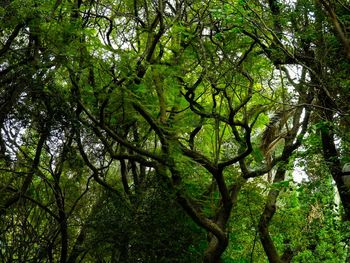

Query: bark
309;1;350;221
258;164;300;263
120;158;131;196
319;0;350;61
53;178;68;263
258;102;310;262
320;129;350;221
318;93;350;220
258;167;285;263
176;193;228;263
203;235;228;263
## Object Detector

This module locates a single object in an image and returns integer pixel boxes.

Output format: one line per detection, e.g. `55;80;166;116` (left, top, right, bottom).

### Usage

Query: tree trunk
203;235;228;263
318;92;350;221
258;167;285;263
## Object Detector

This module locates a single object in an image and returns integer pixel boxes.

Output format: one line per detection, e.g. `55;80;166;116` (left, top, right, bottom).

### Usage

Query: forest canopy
1;0;350;262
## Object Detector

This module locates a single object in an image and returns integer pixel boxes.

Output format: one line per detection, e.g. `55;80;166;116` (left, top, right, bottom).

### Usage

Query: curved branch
0;22;25;57
78;100;166;164
218;125;252;170
176;193;227;245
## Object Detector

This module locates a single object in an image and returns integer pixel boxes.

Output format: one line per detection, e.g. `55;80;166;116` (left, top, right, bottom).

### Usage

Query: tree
1;0;349;262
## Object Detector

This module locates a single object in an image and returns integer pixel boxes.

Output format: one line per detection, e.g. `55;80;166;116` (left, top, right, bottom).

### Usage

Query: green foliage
85;180;205;263
2;0;350;262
